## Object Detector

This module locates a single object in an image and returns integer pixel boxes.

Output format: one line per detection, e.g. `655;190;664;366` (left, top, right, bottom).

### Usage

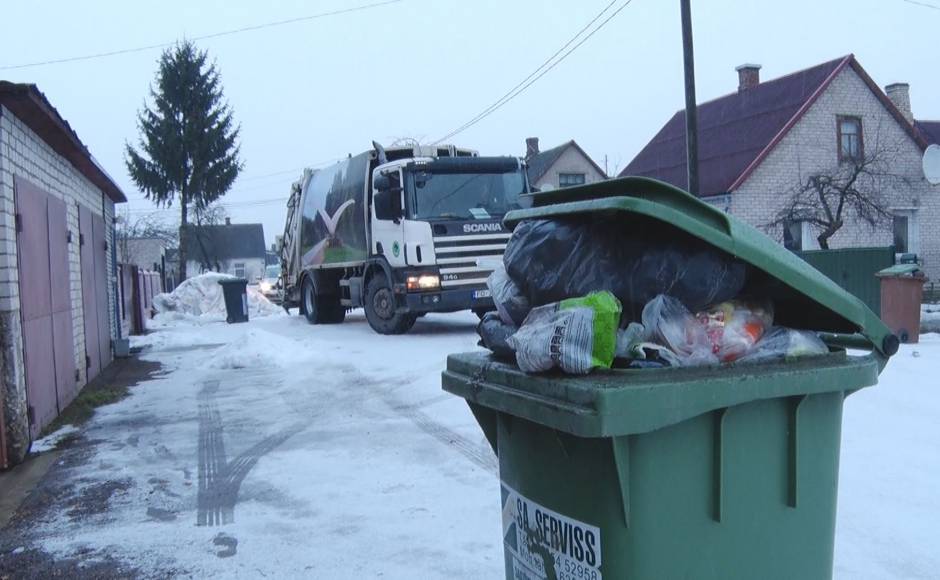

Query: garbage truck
280;142;530;334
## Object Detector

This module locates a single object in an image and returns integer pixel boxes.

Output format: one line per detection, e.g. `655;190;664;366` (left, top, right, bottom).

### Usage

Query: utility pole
680;0;700;196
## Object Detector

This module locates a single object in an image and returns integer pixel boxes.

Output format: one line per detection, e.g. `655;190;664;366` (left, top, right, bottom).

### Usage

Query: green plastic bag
508;291;622;374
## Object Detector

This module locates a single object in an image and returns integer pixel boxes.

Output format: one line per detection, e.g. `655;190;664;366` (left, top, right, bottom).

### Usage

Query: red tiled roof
916;120;940;145
622;55;927;196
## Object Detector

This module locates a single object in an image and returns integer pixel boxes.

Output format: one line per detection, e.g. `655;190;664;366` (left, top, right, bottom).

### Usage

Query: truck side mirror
374;189;402;221
374;174;392;192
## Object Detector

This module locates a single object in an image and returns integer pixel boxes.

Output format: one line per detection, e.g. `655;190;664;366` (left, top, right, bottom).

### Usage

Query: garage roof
0;81;126;203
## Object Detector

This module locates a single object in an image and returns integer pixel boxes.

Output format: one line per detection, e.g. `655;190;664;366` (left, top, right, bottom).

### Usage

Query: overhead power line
433;0;633;144
900;0;940;9
0;0;402;71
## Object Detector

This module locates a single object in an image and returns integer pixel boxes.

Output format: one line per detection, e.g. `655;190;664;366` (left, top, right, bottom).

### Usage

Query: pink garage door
14;176;76;439
79;205;113;381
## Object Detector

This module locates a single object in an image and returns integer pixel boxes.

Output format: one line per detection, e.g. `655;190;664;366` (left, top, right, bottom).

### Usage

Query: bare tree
115;210;177;265
189;202;230;273
767;133;911;250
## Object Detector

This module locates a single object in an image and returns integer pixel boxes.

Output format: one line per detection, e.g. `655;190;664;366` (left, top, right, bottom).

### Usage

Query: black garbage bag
477;312;517;359
503;215;748;320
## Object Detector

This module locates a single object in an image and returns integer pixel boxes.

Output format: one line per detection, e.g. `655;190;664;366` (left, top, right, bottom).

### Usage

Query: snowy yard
4;309;939;578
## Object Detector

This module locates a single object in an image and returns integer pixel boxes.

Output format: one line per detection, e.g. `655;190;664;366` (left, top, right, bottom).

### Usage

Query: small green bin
442;177;896;580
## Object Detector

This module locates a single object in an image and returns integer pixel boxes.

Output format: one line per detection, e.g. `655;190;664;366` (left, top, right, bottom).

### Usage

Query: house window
837;116;863;163
893;210;918;255
558;173;586;187
783;220;818;251
233;262;246;278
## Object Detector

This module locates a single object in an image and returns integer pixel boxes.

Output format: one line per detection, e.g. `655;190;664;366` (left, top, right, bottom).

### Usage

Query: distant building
623;55;940;281
121;236;168;272
182;218;266;281
524;138;606;190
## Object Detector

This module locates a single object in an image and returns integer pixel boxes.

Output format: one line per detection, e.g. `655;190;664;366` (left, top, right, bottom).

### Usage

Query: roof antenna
372;140;388;165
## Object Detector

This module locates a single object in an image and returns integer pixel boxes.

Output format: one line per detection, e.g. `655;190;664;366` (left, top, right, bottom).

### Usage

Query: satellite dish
923;144;940;185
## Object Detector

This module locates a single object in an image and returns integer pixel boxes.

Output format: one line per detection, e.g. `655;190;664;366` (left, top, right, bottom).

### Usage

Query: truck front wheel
364;275;416;335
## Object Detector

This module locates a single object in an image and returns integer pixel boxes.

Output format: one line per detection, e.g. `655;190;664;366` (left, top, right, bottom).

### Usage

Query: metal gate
79;205;112;381
797;247;894;317
14;176;76;438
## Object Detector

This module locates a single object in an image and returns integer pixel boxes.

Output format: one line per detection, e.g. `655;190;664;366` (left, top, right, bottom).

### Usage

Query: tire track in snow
196;377;304;527
386;393;498;475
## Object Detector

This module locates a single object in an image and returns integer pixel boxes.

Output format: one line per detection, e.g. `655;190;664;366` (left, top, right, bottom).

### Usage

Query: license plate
472;289;491;299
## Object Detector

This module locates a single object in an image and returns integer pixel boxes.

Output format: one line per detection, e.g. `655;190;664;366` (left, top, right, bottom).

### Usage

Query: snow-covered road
5;311;939;578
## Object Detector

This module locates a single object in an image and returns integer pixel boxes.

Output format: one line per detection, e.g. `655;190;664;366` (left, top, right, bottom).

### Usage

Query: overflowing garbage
478;217;830;374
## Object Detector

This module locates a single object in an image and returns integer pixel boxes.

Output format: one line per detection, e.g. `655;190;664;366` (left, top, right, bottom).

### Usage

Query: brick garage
0;82;126;467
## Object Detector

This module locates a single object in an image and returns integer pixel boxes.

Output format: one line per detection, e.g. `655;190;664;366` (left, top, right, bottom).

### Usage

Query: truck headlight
407;274;440;291
259;281;272;293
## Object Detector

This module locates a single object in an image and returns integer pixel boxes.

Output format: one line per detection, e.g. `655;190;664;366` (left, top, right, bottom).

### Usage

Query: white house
624;55;940;282
181;220;266;282
524;138;607;190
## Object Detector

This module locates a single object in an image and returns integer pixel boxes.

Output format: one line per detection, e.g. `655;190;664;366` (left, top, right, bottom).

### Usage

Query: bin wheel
301;276;346;325
473;308;494;321
364;275;416;334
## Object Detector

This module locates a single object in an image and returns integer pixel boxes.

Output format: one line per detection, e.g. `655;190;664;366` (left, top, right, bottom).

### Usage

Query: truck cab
366;155;527;331
280;143;529;335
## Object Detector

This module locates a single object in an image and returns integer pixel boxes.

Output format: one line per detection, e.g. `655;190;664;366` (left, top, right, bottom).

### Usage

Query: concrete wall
0;105;117;463
533;145;607;190
730;66;940;282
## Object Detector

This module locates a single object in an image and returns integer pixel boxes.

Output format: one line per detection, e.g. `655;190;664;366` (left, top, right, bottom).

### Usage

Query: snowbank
923;303;940;334
207;327;313;369
30;424;79;453
150;273;283;327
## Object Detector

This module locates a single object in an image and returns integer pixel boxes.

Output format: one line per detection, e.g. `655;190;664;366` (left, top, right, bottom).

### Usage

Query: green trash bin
442;177;897;580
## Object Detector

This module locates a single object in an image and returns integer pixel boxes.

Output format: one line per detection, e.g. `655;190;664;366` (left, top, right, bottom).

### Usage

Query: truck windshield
406;169;526;220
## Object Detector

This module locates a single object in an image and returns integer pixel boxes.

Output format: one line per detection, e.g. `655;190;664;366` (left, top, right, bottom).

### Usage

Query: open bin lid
877;264;924;278
506;177;897;359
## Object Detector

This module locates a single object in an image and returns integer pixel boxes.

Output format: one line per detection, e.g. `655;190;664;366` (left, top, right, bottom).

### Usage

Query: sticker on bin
473;289;492;299
501;482;602;580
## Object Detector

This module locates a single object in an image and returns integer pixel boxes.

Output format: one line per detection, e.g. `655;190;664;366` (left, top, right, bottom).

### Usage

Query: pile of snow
207;327;313;369
923;303;940;334
150;272;283;326
31;424;79;453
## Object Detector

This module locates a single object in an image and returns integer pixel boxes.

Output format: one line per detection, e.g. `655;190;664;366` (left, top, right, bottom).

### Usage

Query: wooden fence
118;264;162;336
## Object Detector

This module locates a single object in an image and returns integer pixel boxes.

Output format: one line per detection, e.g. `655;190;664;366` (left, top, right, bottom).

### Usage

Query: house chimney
736;63;761;91
885;83;913;124
525;137;540;159
225;217;231;226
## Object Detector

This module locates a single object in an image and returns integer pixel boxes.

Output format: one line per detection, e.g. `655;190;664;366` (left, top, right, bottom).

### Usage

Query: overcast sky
3;0;938;246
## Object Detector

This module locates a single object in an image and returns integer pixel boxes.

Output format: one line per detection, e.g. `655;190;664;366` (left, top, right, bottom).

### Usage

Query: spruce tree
126;40;243;281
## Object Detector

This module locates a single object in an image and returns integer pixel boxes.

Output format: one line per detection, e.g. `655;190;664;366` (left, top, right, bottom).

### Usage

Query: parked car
259;264;283;303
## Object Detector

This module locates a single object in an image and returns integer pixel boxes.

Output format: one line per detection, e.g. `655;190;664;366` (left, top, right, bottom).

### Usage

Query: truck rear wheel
364;275;416;334
301;275;346;324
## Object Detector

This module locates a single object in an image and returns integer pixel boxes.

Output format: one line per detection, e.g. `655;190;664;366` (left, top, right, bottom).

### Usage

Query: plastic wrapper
694;299;773;362
507;291;621;374
476;312;517;359
615;322;646;359
503;217;748;319
641;295;718;367
737;327;829;363
487;266;530;326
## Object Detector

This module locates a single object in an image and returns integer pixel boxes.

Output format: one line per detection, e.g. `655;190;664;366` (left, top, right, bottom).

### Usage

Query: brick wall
730;67;940;282
0;105;117;462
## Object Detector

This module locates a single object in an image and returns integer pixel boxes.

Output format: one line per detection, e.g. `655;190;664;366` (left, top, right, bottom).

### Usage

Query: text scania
516;498;598;567
463;222;503;233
